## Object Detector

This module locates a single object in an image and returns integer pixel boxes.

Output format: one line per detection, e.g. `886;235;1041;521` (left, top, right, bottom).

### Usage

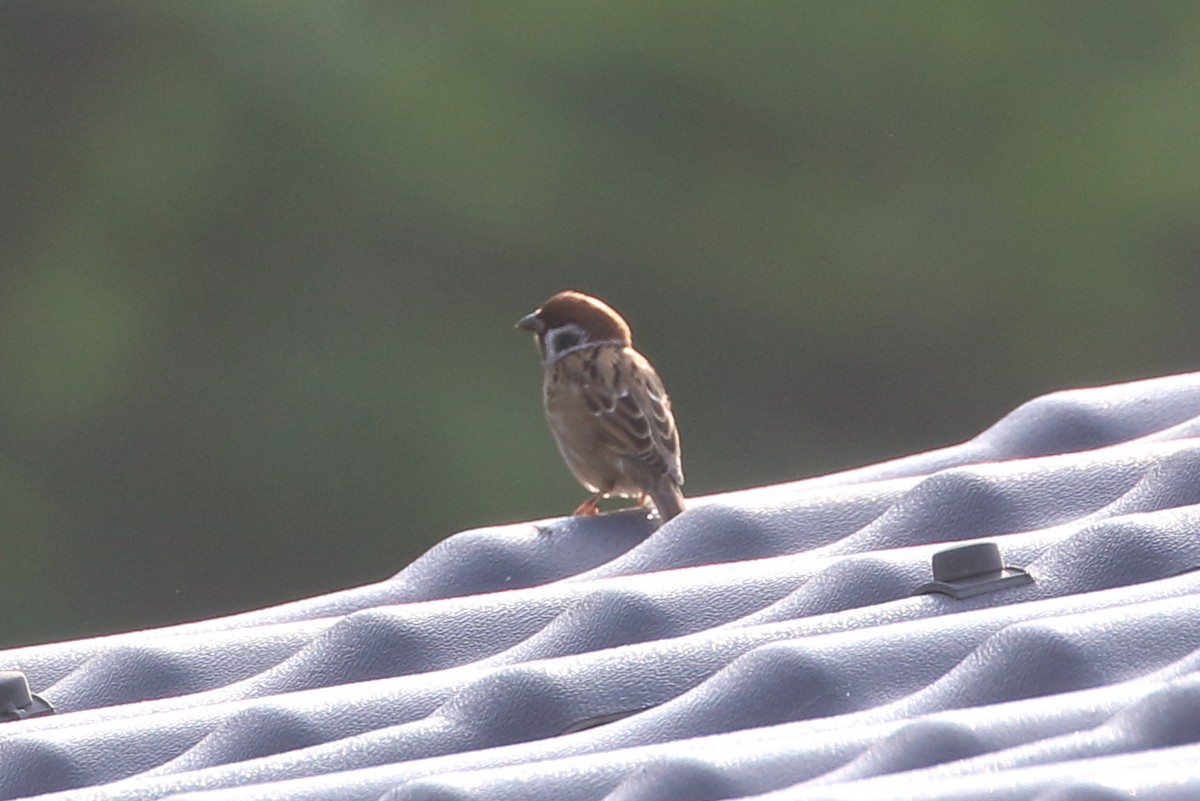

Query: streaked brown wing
586;347;684;488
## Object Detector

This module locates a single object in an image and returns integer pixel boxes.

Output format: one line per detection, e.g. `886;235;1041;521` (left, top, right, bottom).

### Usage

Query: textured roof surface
6;372;1200;800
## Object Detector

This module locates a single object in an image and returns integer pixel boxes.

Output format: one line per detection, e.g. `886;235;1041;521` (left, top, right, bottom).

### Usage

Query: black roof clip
0;671;55;722
915;542;1032;600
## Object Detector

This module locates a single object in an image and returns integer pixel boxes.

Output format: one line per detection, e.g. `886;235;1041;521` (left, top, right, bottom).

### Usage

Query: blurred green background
3;2;1198;648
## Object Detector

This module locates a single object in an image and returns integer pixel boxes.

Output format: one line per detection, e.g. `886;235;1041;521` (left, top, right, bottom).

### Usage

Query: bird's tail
650;483;686;522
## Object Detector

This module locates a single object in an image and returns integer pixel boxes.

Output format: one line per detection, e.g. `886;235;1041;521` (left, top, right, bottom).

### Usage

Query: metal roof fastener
0;670;54;722
915;541;1032;600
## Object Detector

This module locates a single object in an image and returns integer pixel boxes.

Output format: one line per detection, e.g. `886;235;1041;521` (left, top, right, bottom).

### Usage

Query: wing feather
589;347;684;488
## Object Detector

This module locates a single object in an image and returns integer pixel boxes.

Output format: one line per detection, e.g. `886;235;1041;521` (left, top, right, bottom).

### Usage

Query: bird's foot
572;496;601;516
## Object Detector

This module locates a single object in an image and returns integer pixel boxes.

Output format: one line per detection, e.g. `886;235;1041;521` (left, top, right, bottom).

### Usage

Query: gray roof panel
5;372;1200;800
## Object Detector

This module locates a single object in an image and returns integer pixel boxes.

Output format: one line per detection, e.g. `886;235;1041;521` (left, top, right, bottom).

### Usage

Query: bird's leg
573;494;602;516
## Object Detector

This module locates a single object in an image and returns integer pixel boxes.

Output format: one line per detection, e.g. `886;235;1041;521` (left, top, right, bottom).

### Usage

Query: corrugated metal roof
5;371;1200;800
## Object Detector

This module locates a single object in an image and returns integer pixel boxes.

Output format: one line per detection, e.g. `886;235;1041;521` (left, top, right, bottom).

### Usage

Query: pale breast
543;358;642;496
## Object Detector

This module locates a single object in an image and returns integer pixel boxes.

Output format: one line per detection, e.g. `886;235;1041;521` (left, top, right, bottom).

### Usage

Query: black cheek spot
551;330;581;352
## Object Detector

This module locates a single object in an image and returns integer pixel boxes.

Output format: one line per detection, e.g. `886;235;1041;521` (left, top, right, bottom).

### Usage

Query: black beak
516;312;545;333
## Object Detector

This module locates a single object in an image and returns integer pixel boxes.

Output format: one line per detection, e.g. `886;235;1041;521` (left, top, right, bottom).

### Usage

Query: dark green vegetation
3;2;1198;646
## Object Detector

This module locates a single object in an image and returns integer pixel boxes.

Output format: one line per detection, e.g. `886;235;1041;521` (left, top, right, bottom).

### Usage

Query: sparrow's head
517;290;633;363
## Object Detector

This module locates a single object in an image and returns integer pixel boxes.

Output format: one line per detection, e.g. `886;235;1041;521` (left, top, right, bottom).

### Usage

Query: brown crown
532;291;633;344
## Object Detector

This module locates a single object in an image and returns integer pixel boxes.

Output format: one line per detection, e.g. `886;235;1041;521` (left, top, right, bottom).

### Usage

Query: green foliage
2;2;1199;646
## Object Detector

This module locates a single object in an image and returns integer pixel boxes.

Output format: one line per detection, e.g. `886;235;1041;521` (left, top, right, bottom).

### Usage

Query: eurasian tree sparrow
518;290;685;521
